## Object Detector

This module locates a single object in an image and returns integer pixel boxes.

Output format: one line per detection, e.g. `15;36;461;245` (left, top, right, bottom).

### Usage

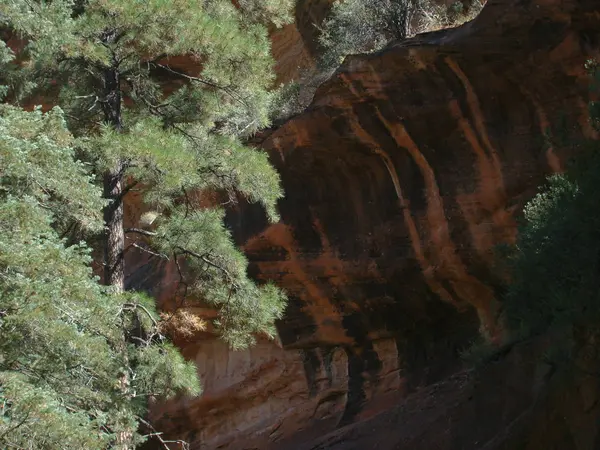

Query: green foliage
1;0;287;136
0;104;105;235
269;80;303;123
0;105;200;448
0;41;14;99
319;0;411;70
237;0;296;28
318;0;482;70
417;0;482;33
1;1;292;446
153;207;285;348
2;0;289;345
501;62;600;339
502;158;600;338
87;124;283;221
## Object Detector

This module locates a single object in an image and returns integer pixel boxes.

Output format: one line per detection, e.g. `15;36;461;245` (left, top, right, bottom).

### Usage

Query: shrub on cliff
271;0;484;119
502;63;600;341
502;157;600;338
318;0;483;71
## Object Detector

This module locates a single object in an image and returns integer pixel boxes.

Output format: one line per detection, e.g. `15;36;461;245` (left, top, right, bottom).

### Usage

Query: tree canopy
1;0;290;348
0;99;200;448
0;0;293;447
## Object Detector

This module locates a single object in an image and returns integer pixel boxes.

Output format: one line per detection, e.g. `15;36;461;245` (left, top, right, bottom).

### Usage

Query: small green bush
502;155;600;338
318;0;484;71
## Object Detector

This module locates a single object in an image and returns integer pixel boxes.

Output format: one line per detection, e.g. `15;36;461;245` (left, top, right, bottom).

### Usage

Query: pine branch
175;246;237;286
122;302;158;328
152;63;250;108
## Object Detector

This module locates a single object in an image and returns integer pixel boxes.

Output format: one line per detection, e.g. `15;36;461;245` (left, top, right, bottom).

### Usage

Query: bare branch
174;253;189;307
118;181;140;200
127;242;169;260
0;412;30;441
129;335;151;347
182;187;191;218
64;113;103;128
125;228;157;237
138;416;191;450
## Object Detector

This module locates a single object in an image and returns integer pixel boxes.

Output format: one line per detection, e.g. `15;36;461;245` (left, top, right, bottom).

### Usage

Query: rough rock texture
286;330;600;450
271;21;316;84
142;0;600;448
270;0;334;84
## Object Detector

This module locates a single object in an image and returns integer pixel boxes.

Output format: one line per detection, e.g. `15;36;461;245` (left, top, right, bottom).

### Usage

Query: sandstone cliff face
141;0;600;448
291;329;600;450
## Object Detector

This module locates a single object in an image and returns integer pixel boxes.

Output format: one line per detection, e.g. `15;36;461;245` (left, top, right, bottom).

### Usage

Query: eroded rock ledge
142;0;600;448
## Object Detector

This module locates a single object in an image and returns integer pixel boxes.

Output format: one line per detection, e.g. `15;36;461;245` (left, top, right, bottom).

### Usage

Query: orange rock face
142;0;600;448
270;0;335;83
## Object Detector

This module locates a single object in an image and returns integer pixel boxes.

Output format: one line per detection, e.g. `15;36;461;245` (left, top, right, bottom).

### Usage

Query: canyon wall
294;328;600;450
140;0;600;448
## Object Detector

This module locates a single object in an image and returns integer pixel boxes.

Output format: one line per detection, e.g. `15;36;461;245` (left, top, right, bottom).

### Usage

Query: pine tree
1;0;290;344
0;40;200;448
1;0;292;447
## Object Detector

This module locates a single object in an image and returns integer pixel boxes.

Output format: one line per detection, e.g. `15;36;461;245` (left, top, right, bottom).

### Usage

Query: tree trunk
103;161;125;291
101;66;125;291
101;66;132;450
394;0;415;39
102;69;125;292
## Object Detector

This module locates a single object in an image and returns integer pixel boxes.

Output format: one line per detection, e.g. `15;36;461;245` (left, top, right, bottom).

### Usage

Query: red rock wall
141;0;600;448
271;22;316;84
295;329;600;450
